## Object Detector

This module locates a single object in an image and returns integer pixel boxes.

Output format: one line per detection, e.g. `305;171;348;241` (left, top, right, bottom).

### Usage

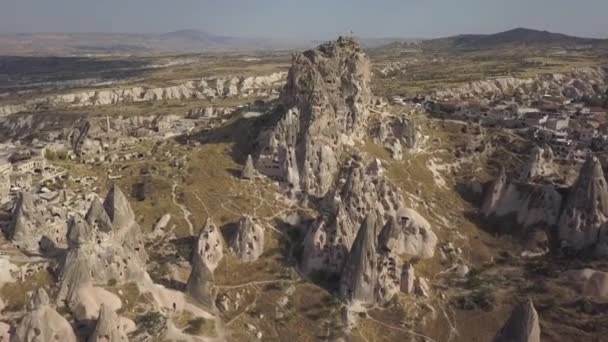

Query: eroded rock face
378;208;438;260
373;115;417;159
193;218;224;272
340;212;382;306
89;304;129;342
186;256;216;309
8;192;67;251
558;156;608;252
13;288;77;342
231;215;265;262
375;252;402;304
256;37;372;197
519;145;555;182
58;187;147;308
241;154;256;180
494;299;541;342
331;158;403;226
482;168;562;229
301;203;355;276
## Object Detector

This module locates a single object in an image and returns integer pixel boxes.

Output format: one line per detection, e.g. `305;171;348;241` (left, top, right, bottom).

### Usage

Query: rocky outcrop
89;304;129;342
372;115;417;160
13;288;77;342
193;218;224;272
230;215;265;262
558;156;608;252
8;192;68;251
58;187;147;308
331;158;403;226
400;264;415;294
482;168;562;229
494;299;541;342
0;72;287;116
519;145;555;182
562;268;608;301
375;252;402;304
241;154;256;180
301;157;405;276
301;203;355;275
435;66;607;101
339;212;381;306
103;185;147;262
378;208;438;260
186;256;216;309
256;37;372;197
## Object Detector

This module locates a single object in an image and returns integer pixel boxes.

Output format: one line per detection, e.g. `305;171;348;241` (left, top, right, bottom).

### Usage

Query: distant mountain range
421;27;608;50
0;28;606;56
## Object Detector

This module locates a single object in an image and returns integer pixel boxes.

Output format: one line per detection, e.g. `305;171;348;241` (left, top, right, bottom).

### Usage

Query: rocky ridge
434;66;607;101
0;72;286;116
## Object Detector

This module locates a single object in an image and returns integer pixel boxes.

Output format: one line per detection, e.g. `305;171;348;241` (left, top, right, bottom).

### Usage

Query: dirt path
172;181;194;236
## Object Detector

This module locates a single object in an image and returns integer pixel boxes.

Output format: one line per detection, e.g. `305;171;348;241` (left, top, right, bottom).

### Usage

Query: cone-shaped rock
231;215;265;262
256;37;372;197
67;216;95;248
241;154;256;180
558;156;608;251
13;288;77;342
186;256;216;309
86;196;113;233
59;195;147;306
103;184;136;230
8;192;51;251
494;299;541;342
340;212;381;306
193;218;224;272
89;304;129;342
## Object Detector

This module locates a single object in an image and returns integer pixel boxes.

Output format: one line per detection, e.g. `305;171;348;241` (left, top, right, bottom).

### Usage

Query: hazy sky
1;0;607;39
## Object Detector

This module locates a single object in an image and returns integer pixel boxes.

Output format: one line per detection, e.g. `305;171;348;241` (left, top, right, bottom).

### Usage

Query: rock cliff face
230;215;265;262
494;299;541;342
434;66;607;101
339;212;381;306
482;168;562;229
193;218;224;272
0;72;287;116
558;156;608;252
256;37;372;197
13;288;77;342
